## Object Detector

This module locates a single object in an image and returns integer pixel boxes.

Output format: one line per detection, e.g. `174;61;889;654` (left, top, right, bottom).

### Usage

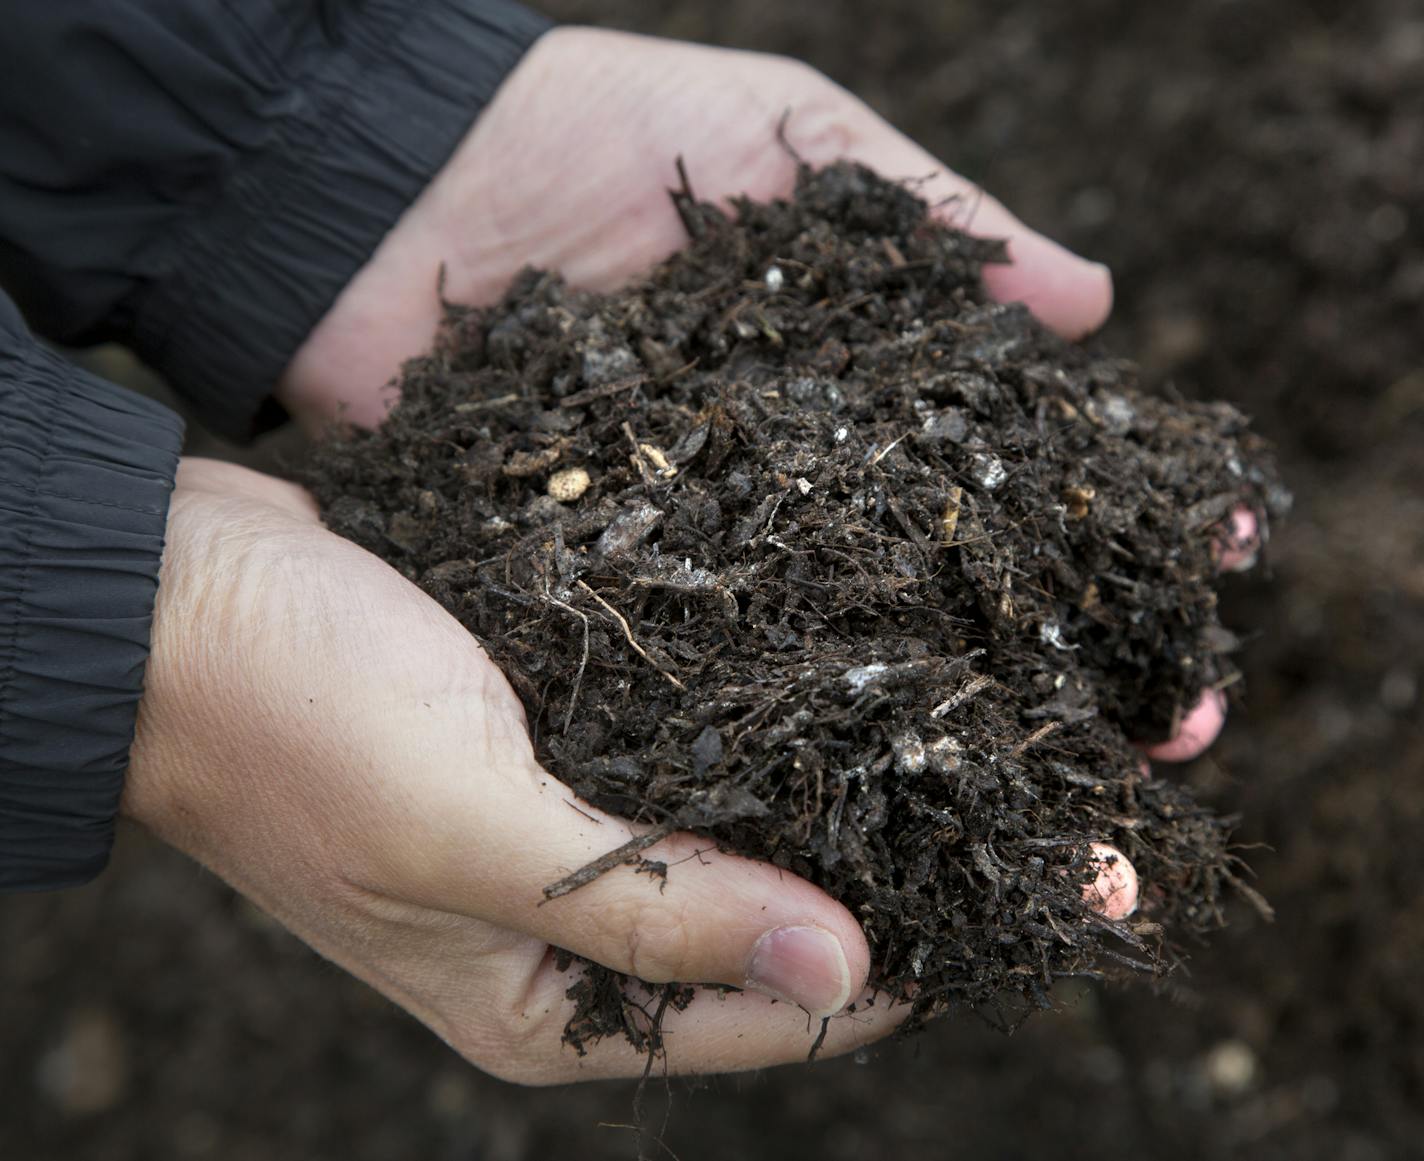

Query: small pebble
37;1006;127;1115
1203;1039;1258;1096
970;452;1007;490
1213;506;1260;572
547;466;591;502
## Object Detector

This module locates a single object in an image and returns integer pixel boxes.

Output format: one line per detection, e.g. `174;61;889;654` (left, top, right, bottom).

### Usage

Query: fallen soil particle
309;162;1287;1051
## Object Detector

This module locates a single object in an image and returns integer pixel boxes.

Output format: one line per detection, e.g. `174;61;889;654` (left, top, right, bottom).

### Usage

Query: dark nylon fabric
0;0;550;440
0;0;549;889
0;294;183;890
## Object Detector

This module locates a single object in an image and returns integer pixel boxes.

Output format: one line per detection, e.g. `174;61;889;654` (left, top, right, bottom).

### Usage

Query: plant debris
308;162;1289;1052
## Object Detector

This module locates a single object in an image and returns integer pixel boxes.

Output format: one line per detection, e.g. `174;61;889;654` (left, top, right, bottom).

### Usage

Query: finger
1212;505;1261;573
506;959;912;1085
1141;687;1228;763
1082;842;1139;921
331;817;904;1083
383;748;871;1019
509;796;869;1018
791;106;1114;339
302;871;906;1086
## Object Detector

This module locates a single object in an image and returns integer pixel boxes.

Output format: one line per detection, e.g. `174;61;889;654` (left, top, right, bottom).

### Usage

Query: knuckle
609;895;695;983
766;52;831;90
761;63;862;160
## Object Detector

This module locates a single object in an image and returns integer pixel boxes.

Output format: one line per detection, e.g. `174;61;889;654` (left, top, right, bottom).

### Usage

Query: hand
185;30;1249;1082
278;26;1114;430
274;20;1247;836
124;458;906;1084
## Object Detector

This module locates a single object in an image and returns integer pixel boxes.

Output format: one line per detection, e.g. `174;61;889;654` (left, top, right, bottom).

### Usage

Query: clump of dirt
308;163;1286;1050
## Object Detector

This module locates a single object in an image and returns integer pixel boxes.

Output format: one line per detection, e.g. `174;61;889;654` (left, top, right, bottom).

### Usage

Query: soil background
3;2;1421;1159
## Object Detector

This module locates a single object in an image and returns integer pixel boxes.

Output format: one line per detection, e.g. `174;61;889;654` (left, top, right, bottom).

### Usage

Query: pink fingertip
981;239;1113;340
1083;842;1139;921
1213;506;1260;573
1138;756;1153;780
1144;687;1228;763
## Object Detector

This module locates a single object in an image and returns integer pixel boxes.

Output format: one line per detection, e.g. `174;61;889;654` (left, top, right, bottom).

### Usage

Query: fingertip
837;128;1112;340
1213;505;1261;573
741;874;874;1017
809;890;873;997
1142;687;1228;763
1083;842;1139;921
981;235;1114;340
746;923;854;1017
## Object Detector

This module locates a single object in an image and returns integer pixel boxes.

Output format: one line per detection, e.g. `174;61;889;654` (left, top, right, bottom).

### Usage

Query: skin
123;28;1241;1084
277;28;1114;429
1084;842;1140;922
1215;506;1261;573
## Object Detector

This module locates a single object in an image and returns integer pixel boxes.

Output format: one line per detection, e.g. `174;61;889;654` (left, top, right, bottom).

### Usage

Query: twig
806;1015;832;1062
775;108;806;165
453;393;519;413
564;799;601;825
632;988;675;1160
868;433;909;467
1009;720;1063;759
543;591;591;733
558;375;647;409
621;421;658;487
576;580;687;691
541;823;678;901
931;673;994;718
671;156;704;240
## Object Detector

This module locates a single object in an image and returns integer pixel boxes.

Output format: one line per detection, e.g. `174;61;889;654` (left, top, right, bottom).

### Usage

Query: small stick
775;108;806;165
1009;720;1063;759
931;673;994;718
806;1015;832;1062
453;393;519;413
868;433;909;467
557;375;647;409
577;580;687;691
541;823;678;901
564;799;601;825
671;155;705;240
543;591;591;733
621;421;655;486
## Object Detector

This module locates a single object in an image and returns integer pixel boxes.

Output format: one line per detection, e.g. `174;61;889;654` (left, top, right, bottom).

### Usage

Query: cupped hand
278;26;1114;430
124;458;907;1084
175;30;1255;1080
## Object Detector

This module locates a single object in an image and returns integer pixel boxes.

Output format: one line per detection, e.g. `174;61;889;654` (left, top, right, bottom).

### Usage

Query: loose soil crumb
308;163;1287;1052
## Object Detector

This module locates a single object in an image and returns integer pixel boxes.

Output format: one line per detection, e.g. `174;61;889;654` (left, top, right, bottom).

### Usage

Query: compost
308;162;1285;1049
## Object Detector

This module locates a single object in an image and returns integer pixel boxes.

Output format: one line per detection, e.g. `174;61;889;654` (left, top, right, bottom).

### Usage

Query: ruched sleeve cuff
0;301;184;891
130;0;551;442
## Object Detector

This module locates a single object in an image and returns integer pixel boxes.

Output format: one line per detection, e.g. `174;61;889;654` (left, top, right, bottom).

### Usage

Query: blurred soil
3;2;1420;1159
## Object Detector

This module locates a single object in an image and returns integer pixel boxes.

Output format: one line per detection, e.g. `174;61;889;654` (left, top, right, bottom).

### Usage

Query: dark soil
4;2;1420;1160
308;162;1283;1046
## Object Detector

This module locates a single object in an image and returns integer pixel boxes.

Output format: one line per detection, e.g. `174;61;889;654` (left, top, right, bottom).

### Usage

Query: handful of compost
310;163;1287;1049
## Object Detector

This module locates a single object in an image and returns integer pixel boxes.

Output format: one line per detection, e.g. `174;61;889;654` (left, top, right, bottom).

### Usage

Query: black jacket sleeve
1;1;549;891
0;293;183;891
0;0;550;441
